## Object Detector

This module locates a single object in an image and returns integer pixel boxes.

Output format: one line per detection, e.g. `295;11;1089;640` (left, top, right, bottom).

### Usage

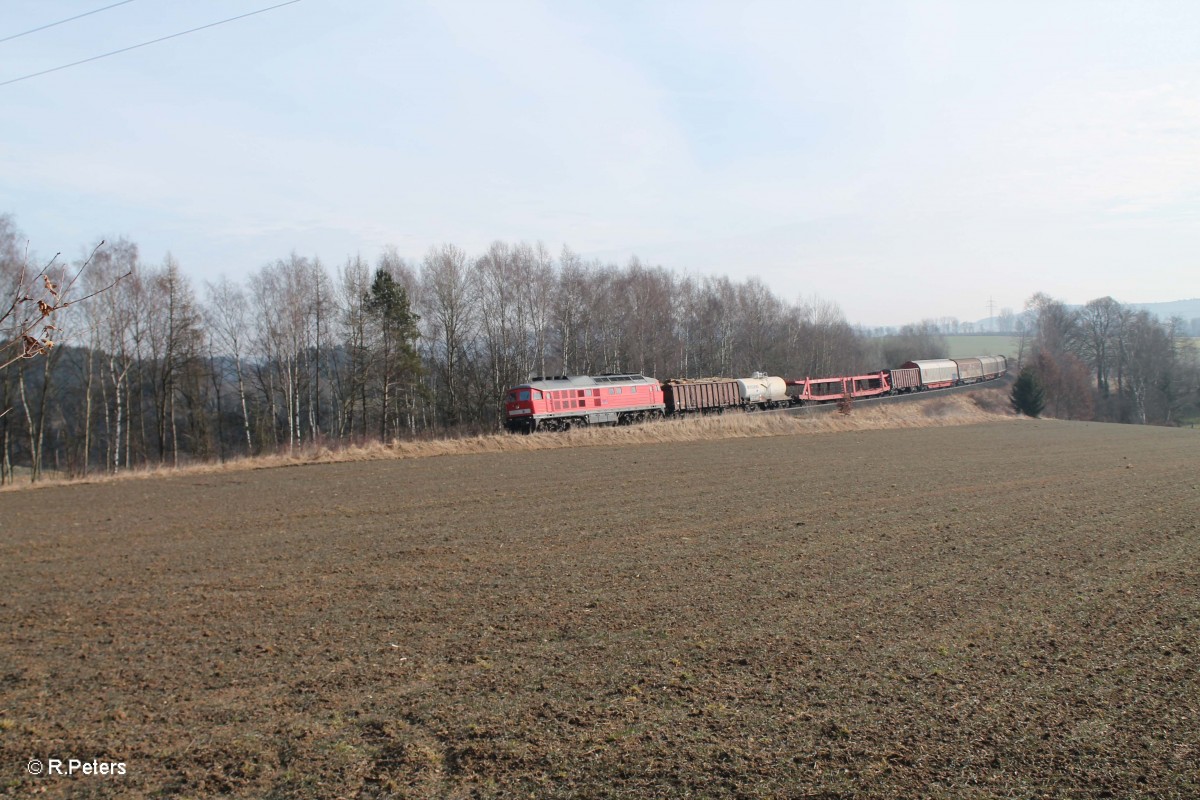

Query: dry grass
2;390;1016;493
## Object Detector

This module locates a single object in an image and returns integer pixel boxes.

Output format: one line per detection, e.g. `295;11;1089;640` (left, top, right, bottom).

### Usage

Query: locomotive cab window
518;390;530;401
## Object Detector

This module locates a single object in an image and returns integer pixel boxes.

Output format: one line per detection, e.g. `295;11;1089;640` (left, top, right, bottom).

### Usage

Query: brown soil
1;419;1197;798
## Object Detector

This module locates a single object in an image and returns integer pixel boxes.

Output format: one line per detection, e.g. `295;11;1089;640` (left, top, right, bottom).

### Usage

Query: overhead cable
0;1;140;45
0;0;302;88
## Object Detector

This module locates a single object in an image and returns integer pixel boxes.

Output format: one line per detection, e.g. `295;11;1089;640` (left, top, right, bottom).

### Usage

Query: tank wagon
736;374;789;409
503;374;664;433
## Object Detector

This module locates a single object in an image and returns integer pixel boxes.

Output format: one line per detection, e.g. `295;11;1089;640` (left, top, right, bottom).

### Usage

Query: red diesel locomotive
504;374;664;432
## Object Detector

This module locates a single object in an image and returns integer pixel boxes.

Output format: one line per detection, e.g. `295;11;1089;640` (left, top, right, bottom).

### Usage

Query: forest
0;214;900;482
1;213;1195;483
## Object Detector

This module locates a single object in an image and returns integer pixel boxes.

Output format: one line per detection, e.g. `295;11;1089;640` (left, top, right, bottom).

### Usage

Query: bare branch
0;241;126;370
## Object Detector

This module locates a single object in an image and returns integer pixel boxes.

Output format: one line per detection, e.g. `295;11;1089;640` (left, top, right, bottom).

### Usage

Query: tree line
1017;292;1199;424
7;213;1190;483
4;214;928;482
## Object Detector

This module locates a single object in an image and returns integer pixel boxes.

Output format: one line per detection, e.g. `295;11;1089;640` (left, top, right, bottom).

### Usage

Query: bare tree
88;239;140;472
419;243;475;427
250;254;321;451
1078;296;1122;397
335;256;372;438
204;276;255;453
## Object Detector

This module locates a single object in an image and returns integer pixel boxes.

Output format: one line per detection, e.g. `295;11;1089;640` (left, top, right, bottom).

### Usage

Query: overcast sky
2;0;1197;325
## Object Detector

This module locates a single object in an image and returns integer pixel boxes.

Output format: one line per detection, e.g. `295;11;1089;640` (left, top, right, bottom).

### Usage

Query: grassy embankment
0;389;1016;492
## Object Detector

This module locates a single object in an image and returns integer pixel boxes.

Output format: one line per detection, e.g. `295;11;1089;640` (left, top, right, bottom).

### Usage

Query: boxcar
954;357;984;383
978;355;1008;379
901;359;959;390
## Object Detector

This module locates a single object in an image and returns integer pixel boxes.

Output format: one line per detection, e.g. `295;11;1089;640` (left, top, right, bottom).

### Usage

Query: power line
0;1;140;45
0;0;302;88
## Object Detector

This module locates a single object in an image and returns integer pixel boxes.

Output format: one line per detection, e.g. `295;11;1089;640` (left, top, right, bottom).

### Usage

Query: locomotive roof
518;374;658;390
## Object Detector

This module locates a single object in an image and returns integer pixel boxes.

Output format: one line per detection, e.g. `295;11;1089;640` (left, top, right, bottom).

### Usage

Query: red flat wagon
787;371;891;404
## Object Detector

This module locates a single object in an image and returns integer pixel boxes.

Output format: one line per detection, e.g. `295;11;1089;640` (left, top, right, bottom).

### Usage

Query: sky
1;0;1197;326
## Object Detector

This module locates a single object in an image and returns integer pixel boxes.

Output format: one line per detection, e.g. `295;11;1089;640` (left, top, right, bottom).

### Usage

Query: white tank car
735;373;789;408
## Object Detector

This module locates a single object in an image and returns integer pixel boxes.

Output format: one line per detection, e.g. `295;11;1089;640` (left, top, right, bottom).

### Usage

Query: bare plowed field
2;420;1198;799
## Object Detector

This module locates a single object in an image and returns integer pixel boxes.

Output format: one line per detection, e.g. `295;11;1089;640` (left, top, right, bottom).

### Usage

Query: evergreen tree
1010;366;1046;417
365;269;422;439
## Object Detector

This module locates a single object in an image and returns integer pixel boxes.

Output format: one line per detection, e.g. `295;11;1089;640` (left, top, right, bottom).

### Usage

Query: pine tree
1010;366;1046;417
365;269;422;439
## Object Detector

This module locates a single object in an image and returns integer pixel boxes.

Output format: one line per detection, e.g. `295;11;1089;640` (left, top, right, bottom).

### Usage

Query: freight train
503;355;1008;433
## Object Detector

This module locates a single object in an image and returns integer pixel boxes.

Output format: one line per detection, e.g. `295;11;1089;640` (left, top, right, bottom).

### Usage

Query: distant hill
973;298;1200;335
1126;299;1200;322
